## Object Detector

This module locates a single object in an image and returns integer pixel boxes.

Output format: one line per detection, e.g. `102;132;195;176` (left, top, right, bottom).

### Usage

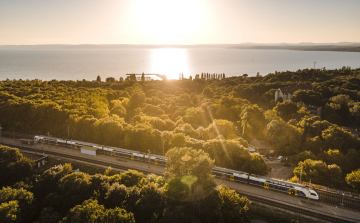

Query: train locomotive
33;135;319;200
213;167;319;200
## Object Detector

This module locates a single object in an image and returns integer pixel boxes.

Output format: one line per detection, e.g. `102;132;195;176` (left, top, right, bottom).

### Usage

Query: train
213;166;319;200
33;135;319;200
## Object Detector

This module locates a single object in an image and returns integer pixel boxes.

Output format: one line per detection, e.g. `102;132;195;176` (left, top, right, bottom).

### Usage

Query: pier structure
126;73;167;81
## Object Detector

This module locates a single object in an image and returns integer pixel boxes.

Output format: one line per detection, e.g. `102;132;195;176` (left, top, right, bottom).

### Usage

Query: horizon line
1;42;360;47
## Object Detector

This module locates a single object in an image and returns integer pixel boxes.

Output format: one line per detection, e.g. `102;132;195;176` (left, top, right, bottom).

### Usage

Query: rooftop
279;83;313;95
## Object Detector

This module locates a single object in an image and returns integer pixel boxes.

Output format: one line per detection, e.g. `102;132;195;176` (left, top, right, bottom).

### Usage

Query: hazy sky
1;0;360;45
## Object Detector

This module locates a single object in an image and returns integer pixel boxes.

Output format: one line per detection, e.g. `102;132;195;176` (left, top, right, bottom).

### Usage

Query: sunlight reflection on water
150;48;189;79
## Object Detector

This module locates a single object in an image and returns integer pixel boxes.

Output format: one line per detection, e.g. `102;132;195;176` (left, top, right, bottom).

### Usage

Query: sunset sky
1;0;360;45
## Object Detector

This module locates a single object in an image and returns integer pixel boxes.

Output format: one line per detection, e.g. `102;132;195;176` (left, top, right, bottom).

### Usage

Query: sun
135;0;203;44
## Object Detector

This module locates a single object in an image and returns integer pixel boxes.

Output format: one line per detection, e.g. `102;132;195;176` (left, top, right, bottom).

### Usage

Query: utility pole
0;124;3;144
148;149;151;168
314;62;316;69
162;140;165;156
67;126;70;139
308;179;311;203
299;163;303;184
41;136;44;155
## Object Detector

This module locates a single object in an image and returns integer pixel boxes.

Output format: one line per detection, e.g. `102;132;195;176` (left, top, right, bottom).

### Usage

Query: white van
277;156;283;162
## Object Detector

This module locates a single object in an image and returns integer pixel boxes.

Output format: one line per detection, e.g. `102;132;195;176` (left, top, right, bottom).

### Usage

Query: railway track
318;191;360;212
236;190;356;223
2;141;359;222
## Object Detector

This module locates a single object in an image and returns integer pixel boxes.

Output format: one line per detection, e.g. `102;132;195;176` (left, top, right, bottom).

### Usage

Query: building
80;146;98;156
304;104;322;117
21;151;48;168
275;83;313;102
248;139;273;155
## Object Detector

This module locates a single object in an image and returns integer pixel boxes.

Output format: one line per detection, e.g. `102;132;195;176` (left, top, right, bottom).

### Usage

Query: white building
275;84;313;102
81;146;98;156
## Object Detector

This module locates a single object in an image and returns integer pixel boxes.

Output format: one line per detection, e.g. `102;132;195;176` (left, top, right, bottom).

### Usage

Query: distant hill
1;43;360;52
230;43;360;52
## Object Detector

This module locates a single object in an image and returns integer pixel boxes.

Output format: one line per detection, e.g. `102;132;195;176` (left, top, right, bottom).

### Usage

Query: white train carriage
34;135;82;149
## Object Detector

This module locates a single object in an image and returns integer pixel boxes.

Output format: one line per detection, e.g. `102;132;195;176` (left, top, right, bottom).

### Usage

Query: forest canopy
0;67;360;186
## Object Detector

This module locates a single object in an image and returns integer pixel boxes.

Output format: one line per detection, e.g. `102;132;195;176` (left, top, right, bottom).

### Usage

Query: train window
310;193;317;196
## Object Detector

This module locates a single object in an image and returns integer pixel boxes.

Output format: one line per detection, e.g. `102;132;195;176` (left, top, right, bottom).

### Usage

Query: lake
0;48;359;81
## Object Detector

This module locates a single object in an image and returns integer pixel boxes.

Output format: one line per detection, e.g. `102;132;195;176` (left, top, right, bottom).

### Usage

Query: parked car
277;156;283;162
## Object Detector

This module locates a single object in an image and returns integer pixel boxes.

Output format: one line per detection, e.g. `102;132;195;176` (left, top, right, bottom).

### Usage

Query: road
2;137;360;222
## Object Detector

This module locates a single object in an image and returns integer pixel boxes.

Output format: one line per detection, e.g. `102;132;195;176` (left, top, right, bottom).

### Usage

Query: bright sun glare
136;0;203;44
151;48;188;79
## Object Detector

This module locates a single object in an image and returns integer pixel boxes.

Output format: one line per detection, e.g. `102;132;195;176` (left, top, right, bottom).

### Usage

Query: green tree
321;125;359;153
274;101;299;122
109;170;145;188
165;147;214;181
291;89;322;105
265;120;302;155
104;207;135;223
0;146;35;188
245;153;268;176
170;133;187;148
164;147;250;222
95;116;124;146
36;207;62;223
218;184;250;223
0;187;35;222
293;159;344;187
130;91;146;109
203;139;251;171
240;105;267;140
205;119;239;140
35;163;73;199
344;149;360;174
133;182;165;222
322;94;352;126
104;183;127;209
48;172;93;214
346;169;360;192
110;102;127;118
292;150;316;164
317;149;344;167
202;87;213;98
349;102;360;126
0;200;20;223
90;174;110;203
61;199;135;223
